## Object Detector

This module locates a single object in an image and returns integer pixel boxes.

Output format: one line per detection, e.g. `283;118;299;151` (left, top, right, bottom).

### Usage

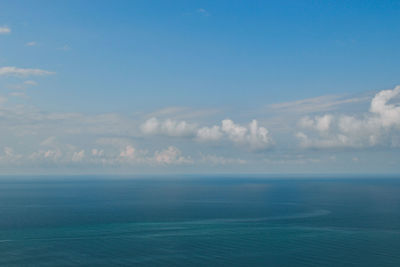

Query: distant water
0;176;400;266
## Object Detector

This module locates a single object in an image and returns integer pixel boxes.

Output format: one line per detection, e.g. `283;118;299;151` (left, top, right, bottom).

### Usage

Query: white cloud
44;150;62;160
72;150;85;162
142;117;273;150
247;120;273;150
0;66;54;77
119;145;135;159
153;146;192;165
4;147;12;157
91;148;104;157
0;147;23;164
28;137;86;163
220;119;273;150
296;86;400;148
221;119;247;143
299;115;333;132
161;119;197;137
370;86;400;127
141;117;197;137
196;125;223;141
91;144;192;166
140;117;159;134
30;149;62;161
0;26;11;34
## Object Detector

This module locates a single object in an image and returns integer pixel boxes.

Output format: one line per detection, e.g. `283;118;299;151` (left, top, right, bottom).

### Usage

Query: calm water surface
0;176;399;266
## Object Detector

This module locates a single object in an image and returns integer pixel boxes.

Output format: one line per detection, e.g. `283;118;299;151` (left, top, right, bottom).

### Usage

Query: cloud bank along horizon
1;78;399;173
1;1;400;173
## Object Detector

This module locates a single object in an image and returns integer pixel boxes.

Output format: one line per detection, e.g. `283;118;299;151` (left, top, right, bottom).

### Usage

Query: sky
0;0;400;174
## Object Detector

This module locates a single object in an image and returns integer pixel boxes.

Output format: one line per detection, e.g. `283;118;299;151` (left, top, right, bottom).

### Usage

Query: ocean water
0;176;400;266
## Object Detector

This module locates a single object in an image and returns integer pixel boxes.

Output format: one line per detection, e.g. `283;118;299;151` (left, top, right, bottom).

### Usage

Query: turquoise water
0;177;400;266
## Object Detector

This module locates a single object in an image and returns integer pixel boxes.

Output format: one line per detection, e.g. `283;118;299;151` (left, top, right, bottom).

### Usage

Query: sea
0;176;399;266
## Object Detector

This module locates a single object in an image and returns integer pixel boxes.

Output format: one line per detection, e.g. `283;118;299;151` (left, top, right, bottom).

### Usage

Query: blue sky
0;0;400;174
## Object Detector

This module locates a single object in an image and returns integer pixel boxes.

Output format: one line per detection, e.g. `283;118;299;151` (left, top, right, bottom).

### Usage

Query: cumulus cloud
0;66;54;77
1;147;22;161
245;120;272;150
18;147;73;165
30;149;62;161
153;146;193;165
162;119;197;137
91;148;104;157
299;115;333;132
140;117;159;134
69;141;193;166
0;26;11;34
27;137;89;164
370;86;400;127
196;125;223;141
198;119;273;150
119;145;135;159
296;86;400;148
10;142;196;167
114;144;193;165
142;117;273;150
221;119;247;142
72;150;85;162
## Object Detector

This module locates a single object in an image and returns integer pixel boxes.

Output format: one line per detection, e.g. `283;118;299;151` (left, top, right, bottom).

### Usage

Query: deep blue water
0;176;400;266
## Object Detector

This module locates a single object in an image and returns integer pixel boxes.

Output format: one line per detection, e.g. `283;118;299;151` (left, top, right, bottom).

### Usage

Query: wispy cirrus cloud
0;66;55;77
9;92;28;98
146;106;220;120
268;94;370;114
